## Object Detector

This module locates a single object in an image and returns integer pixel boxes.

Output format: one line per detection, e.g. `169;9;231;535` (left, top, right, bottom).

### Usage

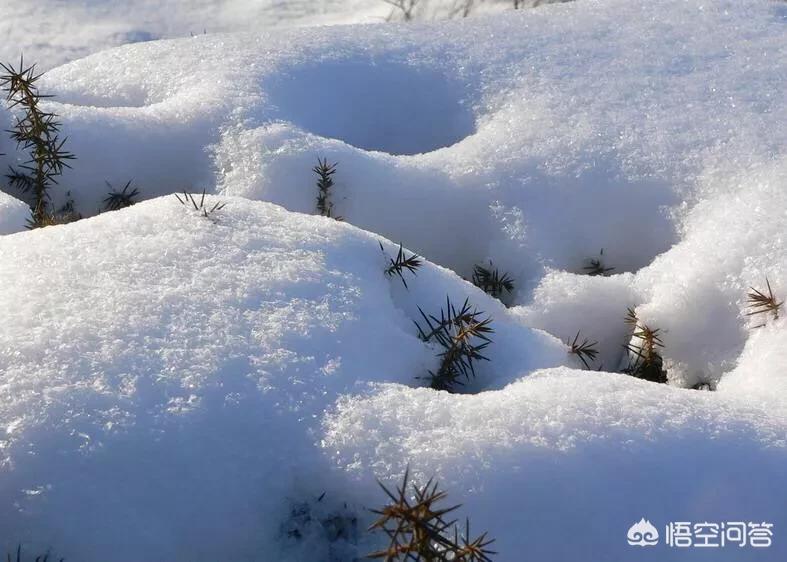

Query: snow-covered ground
0;0;548;71
0;0;785;560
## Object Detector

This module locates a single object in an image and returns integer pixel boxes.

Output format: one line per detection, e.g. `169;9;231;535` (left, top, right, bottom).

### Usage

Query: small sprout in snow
415;296;494;392
622;308;667;384
281;492;358;547
746;278;783;327
567;331;599;369
368;467;496;561
103;180;140;211
6;545;63;562
175;189;226;220
381;242;422;289
383;0;419;21
583;249;614;276
471;262;514;299
314;157;340;219
27;192;81;229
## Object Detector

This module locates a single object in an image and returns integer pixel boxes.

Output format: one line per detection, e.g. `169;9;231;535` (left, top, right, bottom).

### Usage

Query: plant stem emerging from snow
622;308;667;383
368;467;496;561
381;242;422;289
314;157;339;219
568;331;598;369
1;56;75;228
746;278;783;327
103;180;140;211
471;262;514;299
415;296;494;392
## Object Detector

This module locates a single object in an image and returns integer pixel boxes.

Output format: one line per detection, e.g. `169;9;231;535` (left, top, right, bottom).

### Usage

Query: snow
0;192;28;235
0;0;554;71
0;0;785;559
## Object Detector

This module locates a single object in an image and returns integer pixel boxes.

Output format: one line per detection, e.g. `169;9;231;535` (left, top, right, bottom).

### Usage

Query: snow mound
0;0;785;559
0;196;565;560
1;0;782;282
0;197;784;561
0;192;28;235
323;368;787;561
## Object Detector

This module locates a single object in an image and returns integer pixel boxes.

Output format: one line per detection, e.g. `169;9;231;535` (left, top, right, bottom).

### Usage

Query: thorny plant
174;189;226;220
6;546;63;562
103;180;140;211
622;308;667;383
415;297;494;392
471;262;514;299
383;0;419;21
28;192;81;228
583;249;614;276
567;331;599;369
746;278;783;327
381;242;422;289
1;57;75;228
314;157;340;219
368;468;496;561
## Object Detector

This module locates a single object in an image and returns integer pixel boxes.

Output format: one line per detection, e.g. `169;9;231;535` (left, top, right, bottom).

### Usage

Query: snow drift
0;197;784;561
0;0;785;560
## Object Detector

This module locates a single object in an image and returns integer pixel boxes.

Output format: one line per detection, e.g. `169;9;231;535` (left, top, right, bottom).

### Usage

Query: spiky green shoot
6;545;63;562
583;249;614;276
103;180;140;211
368;468;496;561
174;189;226;220
568;331;599;369
622;308;666;383
1;56;75;228
415;297;494;391
381;242;422;289
746;278;783;327
314;157;339;219
471;263;514;299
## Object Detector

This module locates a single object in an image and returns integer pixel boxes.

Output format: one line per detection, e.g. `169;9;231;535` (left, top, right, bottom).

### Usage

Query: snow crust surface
0;0;785;560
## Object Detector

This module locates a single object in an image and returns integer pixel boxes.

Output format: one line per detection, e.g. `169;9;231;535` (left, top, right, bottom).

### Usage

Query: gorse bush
1;57;75;228
415;297;494;391
368;468;495;561
381;242;422;289
622;308;667;383
471;262;514;299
